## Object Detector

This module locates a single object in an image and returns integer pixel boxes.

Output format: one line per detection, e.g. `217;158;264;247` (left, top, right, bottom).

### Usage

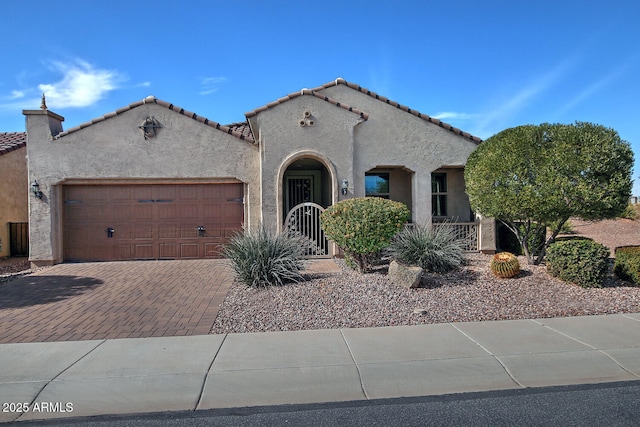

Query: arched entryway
279;154;335;258
283;158;332;213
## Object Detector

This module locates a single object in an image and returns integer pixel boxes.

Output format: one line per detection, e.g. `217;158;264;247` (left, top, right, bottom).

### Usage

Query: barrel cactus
490;252;520;278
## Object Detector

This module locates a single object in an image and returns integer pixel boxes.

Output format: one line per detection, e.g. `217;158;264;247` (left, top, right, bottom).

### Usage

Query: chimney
22;93;65;140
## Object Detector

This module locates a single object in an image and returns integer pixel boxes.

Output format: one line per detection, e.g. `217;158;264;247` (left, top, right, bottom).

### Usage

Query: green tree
464;122;633;265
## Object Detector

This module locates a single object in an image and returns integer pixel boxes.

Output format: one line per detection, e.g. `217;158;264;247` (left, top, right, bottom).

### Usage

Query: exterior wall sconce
31;180;43;199
341;179;349;195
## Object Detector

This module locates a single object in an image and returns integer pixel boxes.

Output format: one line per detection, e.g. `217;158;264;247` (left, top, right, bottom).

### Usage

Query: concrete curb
2;313;639;423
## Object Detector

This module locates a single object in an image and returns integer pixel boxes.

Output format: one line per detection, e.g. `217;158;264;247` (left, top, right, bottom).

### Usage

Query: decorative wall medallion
139;116;162;139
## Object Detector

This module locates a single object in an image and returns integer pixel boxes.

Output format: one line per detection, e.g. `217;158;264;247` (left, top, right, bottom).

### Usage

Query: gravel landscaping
210;253;640;334
0;258;31;283
212;217;640;334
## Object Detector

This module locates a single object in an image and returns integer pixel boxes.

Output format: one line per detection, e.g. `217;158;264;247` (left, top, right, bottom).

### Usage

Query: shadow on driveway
0;275;104;308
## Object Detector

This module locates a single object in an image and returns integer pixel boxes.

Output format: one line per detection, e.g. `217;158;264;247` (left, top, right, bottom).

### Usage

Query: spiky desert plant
490;252;520;278
387;223;465;273
222;226;312;287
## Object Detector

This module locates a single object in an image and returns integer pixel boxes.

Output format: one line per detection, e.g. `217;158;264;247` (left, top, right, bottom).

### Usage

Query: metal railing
284;202;331;258
406;221;479;252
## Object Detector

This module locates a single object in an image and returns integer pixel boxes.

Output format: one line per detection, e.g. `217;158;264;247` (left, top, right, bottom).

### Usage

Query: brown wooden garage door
63;184;244;261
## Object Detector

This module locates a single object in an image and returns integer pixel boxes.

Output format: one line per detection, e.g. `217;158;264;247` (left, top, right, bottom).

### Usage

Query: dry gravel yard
211;218;640;334
0;258;30;282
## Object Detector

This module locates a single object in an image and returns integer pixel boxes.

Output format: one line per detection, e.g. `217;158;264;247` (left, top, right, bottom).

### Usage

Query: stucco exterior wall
25;105;259;264
249;95;364;230
0;147;28;257
319;85;478;225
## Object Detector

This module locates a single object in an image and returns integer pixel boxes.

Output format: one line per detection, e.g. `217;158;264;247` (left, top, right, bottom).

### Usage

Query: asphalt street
15;381;640;427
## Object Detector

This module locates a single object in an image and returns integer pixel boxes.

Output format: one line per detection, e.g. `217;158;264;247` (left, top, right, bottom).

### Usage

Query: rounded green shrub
387;223;465;273
545;239;610;288
490;252;520;278
614;246;640;285
320;197;410;272
222;226;311;287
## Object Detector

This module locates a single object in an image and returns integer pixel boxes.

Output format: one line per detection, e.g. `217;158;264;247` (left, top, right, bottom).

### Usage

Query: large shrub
614;246;640;285
387;223;465;273
546;239;610;288
222;226;311;287
320;197;410;272
465;122;633;265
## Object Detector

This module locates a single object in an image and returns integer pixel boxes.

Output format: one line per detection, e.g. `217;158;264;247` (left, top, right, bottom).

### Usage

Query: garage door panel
64;183;244;261
132;186;153;200
159;243;177;258
65;204;87;222
179;204;198;219
155;185;177;200
158;205;176;219
133;225;153;240
204;242;223;258
117;245;132;260
133;204;154;220
111;186;133;200
202;225;221;238
180;225;198;239
109;205;132;220
180;243;199;258
158;224;178;239
134;244;154;259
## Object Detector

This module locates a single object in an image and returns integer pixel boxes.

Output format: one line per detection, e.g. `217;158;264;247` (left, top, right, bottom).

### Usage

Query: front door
284;170;321;215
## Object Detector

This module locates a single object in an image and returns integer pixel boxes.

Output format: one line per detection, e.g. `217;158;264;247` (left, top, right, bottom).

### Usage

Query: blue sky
2;1;639;194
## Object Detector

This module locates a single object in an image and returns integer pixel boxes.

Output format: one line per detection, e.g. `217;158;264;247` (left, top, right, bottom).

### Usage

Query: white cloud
38;59;122;108
475;55;581;136
200;77;227;95
431;111;478;121
557;67;626;116
9;90;24;99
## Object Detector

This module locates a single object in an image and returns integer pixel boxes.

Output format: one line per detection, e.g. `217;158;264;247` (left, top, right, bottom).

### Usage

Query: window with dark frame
365;172;390;199
432;172;447;217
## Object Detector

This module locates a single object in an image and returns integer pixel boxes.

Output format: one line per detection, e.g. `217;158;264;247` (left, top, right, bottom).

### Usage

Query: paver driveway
0;260;234;343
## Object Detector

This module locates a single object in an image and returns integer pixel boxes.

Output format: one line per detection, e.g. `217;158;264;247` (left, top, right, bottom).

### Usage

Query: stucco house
0;132;29;258
24;78;496;266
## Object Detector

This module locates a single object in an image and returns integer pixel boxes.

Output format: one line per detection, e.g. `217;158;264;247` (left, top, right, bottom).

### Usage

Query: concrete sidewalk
2;313;640;423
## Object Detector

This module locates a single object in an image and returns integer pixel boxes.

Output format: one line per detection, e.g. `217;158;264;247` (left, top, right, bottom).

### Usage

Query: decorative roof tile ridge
244;88;369;120
318;78;483;144
54;96;254;142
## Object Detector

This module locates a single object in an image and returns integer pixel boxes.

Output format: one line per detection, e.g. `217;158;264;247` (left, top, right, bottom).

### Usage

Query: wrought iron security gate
284;202;330;258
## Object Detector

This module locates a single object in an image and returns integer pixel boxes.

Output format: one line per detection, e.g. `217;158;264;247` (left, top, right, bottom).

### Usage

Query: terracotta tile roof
0;132;26;156
54;96;255;143
318;78;482;144
225;122;254;139
245;89;369;121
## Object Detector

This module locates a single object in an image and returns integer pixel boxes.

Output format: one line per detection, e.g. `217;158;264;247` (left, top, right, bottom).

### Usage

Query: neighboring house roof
225;122;254;139
54;96;255;143
245;88;369;121
0;132;26;156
